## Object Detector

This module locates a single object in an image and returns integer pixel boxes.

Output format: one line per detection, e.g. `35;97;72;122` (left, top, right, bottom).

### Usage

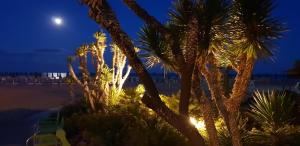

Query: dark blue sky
0;0;299;73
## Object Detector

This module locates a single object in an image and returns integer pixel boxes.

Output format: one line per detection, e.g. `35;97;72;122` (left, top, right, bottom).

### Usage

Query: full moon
52;17;63;26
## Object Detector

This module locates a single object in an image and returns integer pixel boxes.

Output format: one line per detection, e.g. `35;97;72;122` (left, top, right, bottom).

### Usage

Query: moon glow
52;17;63;26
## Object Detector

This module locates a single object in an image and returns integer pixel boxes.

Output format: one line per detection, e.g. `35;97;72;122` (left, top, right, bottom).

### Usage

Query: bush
62;86;188;146
64;109;188;146
247;90;300;146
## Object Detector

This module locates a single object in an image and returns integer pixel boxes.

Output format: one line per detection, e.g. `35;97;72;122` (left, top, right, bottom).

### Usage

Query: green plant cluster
217;90;300;146
246;90;300;146
62;85;300;146
62;85;188;146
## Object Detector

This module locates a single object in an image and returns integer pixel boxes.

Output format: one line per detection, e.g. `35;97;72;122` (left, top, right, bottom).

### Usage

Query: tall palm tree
223;0;285;145
81;0;284;146
138;1;229;146
139;0;284;146
81;0;207;146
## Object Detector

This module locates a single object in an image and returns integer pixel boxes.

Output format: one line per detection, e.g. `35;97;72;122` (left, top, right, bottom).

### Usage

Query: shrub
64;109;188;146
62;85;188;146
247;90;300;146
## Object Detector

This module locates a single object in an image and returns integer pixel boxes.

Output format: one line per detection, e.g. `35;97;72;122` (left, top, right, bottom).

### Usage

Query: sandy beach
0;85;73;146
0;85;72;111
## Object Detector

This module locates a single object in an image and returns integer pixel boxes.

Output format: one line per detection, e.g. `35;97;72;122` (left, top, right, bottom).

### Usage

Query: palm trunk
179;14;198;116
198;95;220;146
228;112;242;146
179;69;193;115
142;94;206;146
201;57;244;146
226;57;255;146
192;68;220;146
202;102;220;146
201;60;231;127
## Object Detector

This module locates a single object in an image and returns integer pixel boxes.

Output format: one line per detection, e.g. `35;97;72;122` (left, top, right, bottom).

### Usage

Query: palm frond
138;25;177;71
168;0;195;31
250;90;296;129
229;0;285;58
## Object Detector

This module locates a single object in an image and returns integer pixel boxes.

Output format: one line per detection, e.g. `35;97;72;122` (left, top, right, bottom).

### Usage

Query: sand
0;85;73;111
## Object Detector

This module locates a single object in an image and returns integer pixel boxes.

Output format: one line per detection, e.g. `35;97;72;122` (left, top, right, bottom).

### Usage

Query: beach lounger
26;134;61;146
26;112;70;146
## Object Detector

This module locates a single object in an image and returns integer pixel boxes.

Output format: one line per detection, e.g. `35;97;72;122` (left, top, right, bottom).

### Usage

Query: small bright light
52;17;63;26
190;117;206;130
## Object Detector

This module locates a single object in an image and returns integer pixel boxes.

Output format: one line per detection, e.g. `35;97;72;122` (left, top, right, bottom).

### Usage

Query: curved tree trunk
226;57;254;146
200;59;231;130
202;102;220;146
200;56;243;146
227;112;242;146
192;67;220;146
142;94;206;146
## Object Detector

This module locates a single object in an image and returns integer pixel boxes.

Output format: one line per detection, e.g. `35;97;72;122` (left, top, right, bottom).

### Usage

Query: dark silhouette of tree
287;60;300;78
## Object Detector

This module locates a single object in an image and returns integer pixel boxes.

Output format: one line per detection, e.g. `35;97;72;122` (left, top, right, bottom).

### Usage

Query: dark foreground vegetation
61;86;188;146
61;86;300;146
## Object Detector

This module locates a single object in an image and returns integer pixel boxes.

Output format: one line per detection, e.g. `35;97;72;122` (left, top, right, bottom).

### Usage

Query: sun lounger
26;112;70;146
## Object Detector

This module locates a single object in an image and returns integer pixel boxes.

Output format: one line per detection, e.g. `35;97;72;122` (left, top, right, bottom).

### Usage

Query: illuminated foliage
68;31;132;112
248;90;300;146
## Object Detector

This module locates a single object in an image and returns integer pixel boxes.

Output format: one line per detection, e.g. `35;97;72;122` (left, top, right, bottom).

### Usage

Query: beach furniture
26;112;70;146
27;134;61;146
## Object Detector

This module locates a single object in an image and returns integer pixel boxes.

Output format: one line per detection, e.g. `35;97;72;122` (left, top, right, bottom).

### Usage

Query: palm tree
138;0;229;145
81;0;206;146
222;0;285;145
139;0;284;146
81;0;284;146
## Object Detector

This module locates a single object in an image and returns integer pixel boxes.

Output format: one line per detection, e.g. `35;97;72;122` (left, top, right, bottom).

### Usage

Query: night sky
0;0;299;74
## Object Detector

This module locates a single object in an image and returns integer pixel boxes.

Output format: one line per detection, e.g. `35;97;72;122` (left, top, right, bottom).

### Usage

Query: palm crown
138;0;284;70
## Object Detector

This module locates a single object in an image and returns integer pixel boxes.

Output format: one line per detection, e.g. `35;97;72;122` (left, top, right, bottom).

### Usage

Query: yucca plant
250;90;295;128
249;90;300;146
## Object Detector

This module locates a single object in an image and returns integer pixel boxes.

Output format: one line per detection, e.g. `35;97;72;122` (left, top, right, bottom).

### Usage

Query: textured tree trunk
228;112;242;146
226;57;254;146
200;60;231;128
192;68;220;146
202;102;220;146
179;70;193;115
200;57;245;146
142;94;206;146
179;14;198;116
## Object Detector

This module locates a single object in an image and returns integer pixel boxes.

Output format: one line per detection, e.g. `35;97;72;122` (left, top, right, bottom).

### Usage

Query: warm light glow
190;117;206;130
52;17;63;25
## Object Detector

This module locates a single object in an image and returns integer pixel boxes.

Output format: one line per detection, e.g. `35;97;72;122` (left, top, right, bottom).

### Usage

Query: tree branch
67;61;84;87
123;0;167;36
122;0;186;66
